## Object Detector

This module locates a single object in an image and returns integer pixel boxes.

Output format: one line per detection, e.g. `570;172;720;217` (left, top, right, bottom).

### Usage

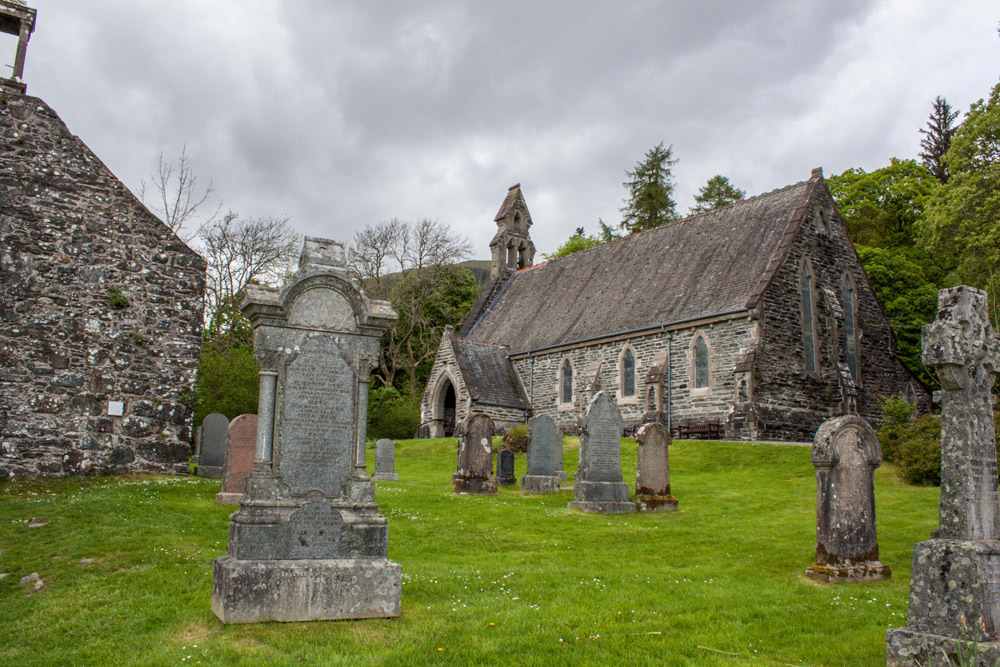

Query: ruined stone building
0;2;206;477
421;172;930;443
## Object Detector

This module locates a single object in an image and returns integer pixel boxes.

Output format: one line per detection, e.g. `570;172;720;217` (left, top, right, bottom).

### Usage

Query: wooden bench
676;418;721;440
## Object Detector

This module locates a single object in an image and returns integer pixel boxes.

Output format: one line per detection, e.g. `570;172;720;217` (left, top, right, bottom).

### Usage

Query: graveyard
1;435;939;666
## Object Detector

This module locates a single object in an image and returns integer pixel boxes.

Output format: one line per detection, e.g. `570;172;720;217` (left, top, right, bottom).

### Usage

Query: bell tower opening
0;1;36;92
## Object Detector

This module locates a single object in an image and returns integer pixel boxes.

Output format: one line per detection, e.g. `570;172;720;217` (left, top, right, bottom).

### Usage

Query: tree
620;142;678;234
545;220;621;260
827;159;939;249
200;211;300;346
140;145;221;240
690;175;745;213
349;218;474;396
918;96;960;183
855;246;939;386
919;80;1000;325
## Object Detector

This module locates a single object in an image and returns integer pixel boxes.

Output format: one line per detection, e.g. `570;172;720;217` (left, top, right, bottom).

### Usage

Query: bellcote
0;0;36;94
489;183;536;279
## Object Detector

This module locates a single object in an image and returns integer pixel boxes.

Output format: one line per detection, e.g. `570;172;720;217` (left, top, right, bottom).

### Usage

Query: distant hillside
458;260;491;286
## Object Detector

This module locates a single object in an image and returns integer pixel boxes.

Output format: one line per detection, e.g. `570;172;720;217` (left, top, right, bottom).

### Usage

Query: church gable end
752;171;930;441
0;88;206;478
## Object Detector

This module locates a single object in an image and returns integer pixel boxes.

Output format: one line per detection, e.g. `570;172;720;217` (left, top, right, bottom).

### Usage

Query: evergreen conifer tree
919;96;960;183
620;142;678;233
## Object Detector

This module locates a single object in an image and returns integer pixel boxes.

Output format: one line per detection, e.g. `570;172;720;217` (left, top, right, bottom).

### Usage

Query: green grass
0;438;939;666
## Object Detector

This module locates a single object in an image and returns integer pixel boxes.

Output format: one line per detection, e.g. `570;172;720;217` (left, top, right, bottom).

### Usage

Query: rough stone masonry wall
753;184;930;443
0;91;206;478
512;316;756;433
420;335;472;437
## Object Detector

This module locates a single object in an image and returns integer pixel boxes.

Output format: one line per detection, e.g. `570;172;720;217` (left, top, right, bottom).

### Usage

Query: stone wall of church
753;182;930;443
0;93;206;478
511;316;756;433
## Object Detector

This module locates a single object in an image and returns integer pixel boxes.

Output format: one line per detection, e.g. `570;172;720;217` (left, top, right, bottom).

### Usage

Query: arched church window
842;276;859;383
801;261;818;374
560;358;573;404
620;347;636;398
695;336;710;388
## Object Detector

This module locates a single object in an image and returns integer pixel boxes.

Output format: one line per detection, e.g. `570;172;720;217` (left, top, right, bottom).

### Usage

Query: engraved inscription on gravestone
280;336;355;497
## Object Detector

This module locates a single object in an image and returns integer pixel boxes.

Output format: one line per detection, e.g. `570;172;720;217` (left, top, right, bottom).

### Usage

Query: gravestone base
453;473;498;495
372;472;399;482
889;539;1000;653
569;480;635;514
497;474;517;486
557;471;568;481
805;559;890;583
635;492;679;512
212;555;401;624
197;465;223;480
215;492;244;506
887;629;1000;667
520;475;560;494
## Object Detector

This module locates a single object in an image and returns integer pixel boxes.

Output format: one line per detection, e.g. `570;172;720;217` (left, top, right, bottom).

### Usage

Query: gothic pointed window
621;347;636;398
560;358;573;405
842;276;859;383
801;262;817;374
695;337;709;388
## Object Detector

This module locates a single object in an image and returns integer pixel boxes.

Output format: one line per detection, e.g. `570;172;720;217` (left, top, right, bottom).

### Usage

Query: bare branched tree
349;218;473;393
200;211;300;344
140;145;222;240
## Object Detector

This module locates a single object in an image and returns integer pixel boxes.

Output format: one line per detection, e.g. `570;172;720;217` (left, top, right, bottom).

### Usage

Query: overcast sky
12;0;1000;259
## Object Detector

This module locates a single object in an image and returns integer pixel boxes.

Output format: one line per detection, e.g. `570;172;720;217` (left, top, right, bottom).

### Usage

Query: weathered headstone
804;415;888;582
887;286;1000;665
212;237;400;624
634;422;678;512
372;439;398;482
521;415;561;494
453;413;498;495
496;449;516;485
568;391;635;513
215;414;258;506
555;429;567;481
193;425;203;464
197;413;229;479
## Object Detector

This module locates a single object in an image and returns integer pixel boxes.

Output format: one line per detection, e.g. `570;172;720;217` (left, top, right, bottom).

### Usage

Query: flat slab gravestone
372;439;399;481
521;415;561;494
496;449;516;486
212;237;400;624
804;415;889;582
634;422;678;512
216;414;258;506
453;413;498;495
887;286;1000;665
568;391;634;514
197;413;229;479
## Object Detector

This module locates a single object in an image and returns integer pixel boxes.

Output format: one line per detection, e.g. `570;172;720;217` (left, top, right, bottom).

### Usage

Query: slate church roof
448;334;530;410
464;172;822;355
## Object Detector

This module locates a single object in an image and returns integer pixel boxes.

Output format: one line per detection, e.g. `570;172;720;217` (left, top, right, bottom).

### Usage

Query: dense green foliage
545;221;621;260
689;174;745;213
919;81;1000;302
0;438;940;666
367;386;421;440
620;142;679;234
192;341;259;427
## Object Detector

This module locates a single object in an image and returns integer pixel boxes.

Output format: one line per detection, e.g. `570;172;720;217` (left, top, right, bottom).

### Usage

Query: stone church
421;171;930;443
0;2;206;477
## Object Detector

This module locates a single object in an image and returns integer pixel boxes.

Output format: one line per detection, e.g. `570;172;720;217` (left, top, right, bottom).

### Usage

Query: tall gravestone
372;439;398;481
212;237;400;624
521;415;561;494
216;414;258;506
568;392;635;514
804;415;889;582
453;413;498;494
555;430;567;481
634;422;678;512
197;413;229;479
887;287;1000;665
496;449;516;486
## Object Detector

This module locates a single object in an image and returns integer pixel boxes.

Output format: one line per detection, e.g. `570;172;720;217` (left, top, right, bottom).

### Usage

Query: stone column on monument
887;286;1000;665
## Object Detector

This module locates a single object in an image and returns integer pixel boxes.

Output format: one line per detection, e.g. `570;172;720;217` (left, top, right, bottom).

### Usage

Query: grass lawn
0;437;939;666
